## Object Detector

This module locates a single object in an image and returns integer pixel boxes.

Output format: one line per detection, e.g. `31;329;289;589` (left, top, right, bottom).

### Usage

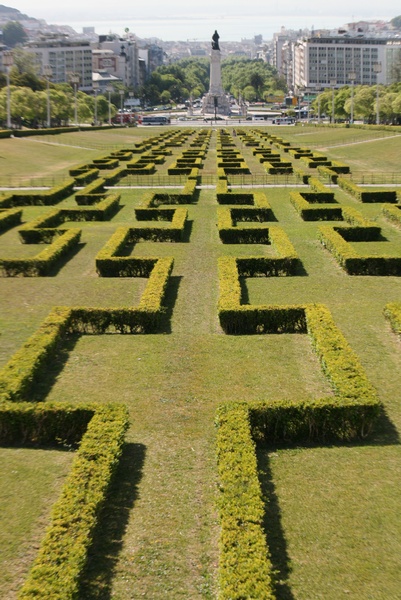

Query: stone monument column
202;31;231;116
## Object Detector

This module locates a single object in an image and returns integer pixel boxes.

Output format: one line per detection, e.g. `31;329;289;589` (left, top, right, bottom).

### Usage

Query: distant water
63;13;389;41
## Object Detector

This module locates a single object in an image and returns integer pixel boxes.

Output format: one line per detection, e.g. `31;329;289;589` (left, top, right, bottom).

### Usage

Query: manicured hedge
0;307;74;402
73;168;100;185
264;161;292;175
319;225;401;275
216;403;274;600
0;259;173;401
74;178;105;200
290;191;342;221
382;203;401;227
0;180;75;208
90;157;119;170
19;194;120;242
0;207;22;232
95;213;185;276
338;177;398;203
18;403;129;600
0;402;93;446
384;302;401;336
292;170;309;186
0;229;81;277
215;309;380;597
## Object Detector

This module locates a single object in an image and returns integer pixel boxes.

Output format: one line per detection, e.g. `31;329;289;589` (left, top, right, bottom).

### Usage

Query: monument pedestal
202;45;231;116
202;92;231;115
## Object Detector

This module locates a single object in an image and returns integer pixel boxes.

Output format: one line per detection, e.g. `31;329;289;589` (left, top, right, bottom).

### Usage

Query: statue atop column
212;30;220;51
201;30;230;116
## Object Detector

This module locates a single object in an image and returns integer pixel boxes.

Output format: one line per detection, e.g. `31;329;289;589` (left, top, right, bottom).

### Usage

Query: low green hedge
0;307;74;402
223;165;251;175
382;203;401;226
217;270;380;428
218;208;269;243
317;165;339;183
290;192;342;221
18;403;129;600
0;180;75;207
384;302;401;336
264;162;292;174
308;177;335;200
216;403;274;600
19;194;120;242
216;316;380;596
0;229;81;277
73;168;100;185
74;178;105;200
319;225;401;275
0;207;22;232
338;178;398;203
293;167;310;184
96;212;185;275
90;157;119;169
0;258;173;402
0;402;94;446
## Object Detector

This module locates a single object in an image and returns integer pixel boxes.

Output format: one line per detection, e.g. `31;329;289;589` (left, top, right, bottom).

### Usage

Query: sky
8;1;400;41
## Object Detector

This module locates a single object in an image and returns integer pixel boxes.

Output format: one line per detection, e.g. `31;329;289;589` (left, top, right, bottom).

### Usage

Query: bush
0;207;22;232
338;178;398;203
18;403;129;600
0;229;81;277
318;225;401;275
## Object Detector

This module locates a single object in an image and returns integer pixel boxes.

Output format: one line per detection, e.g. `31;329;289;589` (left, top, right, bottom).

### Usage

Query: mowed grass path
1;125;401;599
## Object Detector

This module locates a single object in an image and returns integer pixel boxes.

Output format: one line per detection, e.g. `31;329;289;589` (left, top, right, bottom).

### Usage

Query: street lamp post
119;89;124;126
69;73;80;125
373;62;382;125
348;72;356;124
93;81;99;126
330;79;336;124
3;51;13;129
43;64;53;128
106;84;113;126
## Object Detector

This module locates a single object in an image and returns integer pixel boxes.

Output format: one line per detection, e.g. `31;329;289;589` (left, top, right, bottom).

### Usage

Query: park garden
0;123;401;599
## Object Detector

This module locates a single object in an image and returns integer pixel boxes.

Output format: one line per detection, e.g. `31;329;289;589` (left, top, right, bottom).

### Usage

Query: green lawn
1;125;401;599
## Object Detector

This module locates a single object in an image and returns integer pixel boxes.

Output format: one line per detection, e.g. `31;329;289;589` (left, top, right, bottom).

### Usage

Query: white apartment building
27;36;93;91
292;34;389;93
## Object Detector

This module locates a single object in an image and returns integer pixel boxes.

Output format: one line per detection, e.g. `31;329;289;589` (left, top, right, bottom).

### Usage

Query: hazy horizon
5;2;399;42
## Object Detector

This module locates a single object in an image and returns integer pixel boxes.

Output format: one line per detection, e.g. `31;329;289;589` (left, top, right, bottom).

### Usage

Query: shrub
18;403;129;600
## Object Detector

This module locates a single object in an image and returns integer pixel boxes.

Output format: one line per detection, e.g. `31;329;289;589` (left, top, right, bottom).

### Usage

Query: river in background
62;13;390;42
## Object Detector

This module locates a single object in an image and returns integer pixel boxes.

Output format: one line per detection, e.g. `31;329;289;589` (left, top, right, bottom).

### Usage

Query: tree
75;92;93;124
379;91;398;124
352;87;376;122
50;89;74;125
9;48;43;92
3;21;27;47
242;85;256;102
160;90;171;104
391;15;401;29
95;95;115;123
249;72;264;100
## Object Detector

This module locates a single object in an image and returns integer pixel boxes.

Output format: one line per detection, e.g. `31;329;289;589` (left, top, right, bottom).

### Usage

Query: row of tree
310;82;401;124
140;57;287;105
0;55;288;126
2;48;401;125
0;84;117;128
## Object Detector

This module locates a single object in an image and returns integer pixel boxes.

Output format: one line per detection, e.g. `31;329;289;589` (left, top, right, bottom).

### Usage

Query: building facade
27;36;93;91
292;34;387;93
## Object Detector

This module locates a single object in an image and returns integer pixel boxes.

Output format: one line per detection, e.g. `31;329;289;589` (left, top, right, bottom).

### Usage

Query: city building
26;35;93;91
92;35;140;90
292;33;388;94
